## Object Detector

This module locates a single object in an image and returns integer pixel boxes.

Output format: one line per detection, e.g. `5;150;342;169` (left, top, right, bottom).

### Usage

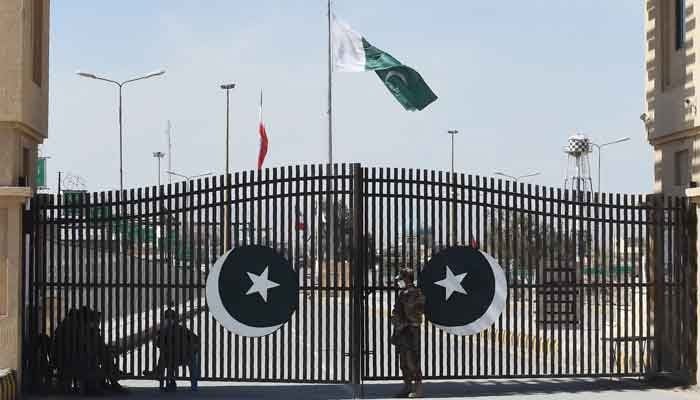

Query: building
644;0;698;195
0;0;50;383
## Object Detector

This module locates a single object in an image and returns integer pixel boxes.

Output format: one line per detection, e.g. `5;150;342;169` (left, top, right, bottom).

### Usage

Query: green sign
36;158;46;188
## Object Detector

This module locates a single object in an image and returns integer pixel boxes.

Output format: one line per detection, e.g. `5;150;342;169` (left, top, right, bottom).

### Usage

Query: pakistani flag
331;15;438;111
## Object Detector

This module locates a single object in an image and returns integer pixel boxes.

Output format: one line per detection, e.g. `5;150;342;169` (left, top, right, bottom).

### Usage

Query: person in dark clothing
148;307;200;391
391;267;425;398
51;306;125;395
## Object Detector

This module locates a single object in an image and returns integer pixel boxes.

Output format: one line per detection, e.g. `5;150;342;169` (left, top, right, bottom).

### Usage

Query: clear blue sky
45;0;648;193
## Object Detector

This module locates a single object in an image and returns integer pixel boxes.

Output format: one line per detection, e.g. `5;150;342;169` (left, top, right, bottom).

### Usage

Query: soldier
391;267;425;398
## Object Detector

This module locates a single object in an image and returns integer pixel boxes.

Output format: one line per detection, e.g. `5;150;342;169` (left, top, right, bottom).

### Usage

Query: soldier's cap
394;267;414;282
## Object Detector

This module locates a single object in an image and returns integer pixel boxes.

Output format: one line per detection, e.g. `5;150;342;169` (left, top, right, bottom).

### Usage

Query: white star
434;265;467;301
246;266;280;303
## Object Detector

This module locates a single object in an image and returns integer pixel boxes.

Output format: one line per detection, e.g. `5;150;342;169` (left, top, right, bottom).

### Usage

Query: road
27;379;700;399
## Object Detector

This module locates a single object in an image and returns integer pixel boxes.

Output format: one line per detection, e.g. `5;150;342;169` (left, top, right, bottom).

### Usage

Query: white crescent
384;70;408;86
433;250;508;336
206;249;283;337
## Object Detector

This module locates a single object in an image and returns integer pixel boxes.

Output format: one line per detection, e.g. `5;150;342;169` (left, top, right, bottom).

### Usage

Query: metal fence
21;163;696;391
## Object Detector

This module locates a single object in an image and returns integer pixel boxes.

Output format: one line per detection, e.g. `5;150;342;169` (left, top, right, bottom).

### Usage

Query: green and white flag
331;14;438;111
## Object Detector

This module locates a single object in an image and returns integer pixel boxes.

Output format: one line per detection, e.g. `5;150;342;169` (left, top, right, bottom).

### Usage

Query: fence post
685;188;700;385
687;200;698;384
647;193;665;375
350;163;364;395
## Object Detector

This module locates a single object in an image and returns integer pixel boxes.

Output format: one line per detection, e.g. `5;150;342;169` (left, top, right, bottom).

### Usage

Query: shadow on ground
26;378;681;400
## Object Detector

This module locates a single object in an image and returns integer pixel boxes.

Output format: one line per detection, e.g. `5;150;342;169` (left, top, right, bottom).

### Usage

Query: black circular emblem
206;245;298;337
419;246;507;336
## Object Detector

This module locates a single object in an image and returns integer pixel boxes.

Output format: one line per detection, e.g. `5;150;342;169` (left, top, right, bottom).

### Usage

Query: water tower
563;134;594;193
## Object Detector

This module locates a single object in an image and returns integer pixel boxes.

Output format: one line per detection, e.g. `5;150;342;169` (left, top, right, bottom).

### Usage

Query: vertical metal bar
350;163;364;390
341;164;349;381
310;165;318;381
624;194;631;375
378;167;386;377
473;175;481;376
371;167;379;379
671;196;680;372
329;164;337;382
144;187;153;373
527;183;534;376
438;170;446;378
636;195;644;375
608;192;615;374
491;177;497;376
518;182;525;376
569;188;576;376
497;178;506;377
202;177;210;378
429;171;437;378
302;165;309;381
586;190;592;376
548;187;556;375
610;193;624;374
462;173;469;377
685;199;697;378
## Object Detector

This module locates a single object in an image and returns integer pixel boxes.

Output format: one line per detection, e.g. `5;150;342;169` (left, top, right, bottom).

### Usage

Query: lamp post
220;83;236;176
76;69;165;191
590;137;630;194
152;152;166;186
448;130;459;244
220;83;236;250
494;171;541;183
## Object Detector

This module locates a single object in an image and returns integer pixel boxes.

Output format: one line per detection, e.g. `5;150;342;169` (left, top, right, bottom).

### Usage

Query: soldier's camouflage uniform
391;269;425;397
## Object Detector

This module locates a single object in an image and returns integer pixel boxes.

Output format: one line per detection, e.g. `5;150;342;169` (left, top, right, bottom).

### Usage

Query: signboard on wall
36;157;46;188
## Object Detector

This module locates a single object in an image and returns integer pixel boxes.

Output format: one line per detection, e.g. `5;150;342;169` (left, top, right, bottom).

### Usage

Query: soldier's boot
408;381;423;398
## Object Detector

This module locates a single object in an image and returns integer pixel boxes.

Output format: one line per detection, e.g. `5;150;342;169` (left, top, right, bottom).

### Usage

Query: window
22;147;31;187
674;149;689;187
676;0;685;50
32;0;43;86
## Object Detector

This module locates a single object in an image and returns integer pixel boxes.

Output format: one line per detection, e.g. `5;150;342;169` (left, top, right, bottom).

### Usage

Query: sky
44;1;649;194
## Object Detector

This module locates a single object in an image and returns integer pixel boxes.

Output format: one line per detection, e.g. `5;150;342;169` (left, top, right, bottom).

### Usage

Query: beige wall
0;0;50;383
645;0;700;194
0;0;49;138
0;189;30;375
0;0;48;188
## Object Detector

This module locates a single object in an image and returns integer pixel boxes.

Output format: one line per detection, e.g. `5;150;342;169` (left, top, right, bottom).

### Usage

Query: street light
494;171;541;183
590;137;630;194
76;69;166;191
152;152;165;186
447;130;459;175
220;83;236;176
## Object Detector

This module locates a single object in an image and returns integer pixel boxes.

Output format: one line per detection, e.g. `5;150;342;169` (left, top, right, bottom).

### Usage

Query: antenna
166;120;172;184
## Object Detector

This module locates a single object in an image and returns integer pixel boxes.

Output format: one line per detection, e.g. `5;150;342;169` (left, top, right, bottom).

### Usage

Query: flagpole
327;0;333;165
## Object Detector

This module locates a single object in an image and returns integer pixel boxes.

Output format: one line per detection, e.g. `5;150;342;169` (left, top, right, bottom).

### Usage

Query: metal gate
359;167;695;381
22;164;696;391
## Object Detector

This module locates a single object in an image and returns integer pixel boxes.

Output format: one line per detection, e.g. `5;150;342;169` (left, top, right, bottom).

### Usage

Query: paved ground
26;379;700;400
